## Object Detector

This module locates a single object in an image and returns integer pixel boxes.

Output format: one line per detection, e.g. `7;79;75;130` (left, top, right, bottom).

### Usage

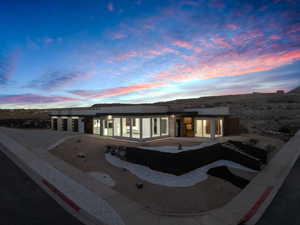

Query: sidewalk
0;129;124;225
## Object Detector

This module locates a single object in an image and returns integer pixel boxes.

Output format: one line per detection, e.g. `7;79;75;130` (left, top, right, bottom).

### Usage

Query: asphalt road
0;145;84;225
256;156;300;225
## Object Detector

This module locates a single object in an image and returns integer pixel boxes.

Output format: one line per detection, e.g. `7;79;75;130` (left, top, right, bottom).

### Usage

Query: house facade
49;105;239;141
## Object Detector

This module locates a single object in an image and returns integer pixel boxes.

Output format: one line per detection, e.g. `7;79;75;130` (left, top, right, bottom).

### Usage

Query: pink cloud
116;51;139;60
255;40;268;46
115;45;179;61
199;39;214;48
287;26;300;34
147;46;179;56
70;82;166;98
107;2;114;11
232;29;264;45
0;94;79;104
173;40;201;53
152;49;300;82
211;37;231;48
227;24;238;30
270;34;281;40
111;32;127;40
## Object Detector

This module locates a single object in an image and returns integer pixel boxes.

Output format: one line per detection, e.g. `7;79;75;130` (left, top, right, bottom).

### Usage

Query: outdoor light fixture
171;114;175;118
107;115;112;120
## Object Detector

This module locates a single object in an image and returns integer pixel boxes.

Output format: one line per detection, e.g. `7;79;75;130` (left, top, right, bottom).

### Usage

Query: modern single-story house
49;105;240;141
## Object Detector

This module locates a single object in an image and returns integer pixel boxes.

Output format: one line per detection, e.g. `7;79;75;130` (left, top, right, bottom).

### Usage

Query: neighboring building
276;90;285;94
49;105;239;141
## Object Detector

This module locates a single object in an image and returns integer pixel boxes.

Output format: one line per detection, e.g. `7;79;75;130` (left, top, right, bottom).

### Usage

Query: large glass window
122;118;131;137
132;118;141;138
161;117;169;136
152;117;160;137
93;119;101;135
113;118;121;136
142;118;151;138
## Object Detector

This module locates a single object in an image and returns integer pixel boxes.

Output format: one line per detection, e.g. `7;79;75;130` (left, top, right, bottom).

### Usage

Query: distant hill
288;86;300;94
1;90;300;136
91;103;152;108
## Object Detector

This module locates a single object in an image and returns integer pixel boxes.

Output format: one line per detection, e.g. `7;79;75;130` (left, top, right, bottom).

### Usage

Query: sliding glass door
195;119;211;137
122;118;131;137
103;120;113;136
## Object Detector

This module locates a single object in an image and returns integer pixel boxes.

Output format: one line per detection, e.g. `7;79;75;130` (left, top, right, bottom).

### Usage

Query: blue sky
0;0;300;108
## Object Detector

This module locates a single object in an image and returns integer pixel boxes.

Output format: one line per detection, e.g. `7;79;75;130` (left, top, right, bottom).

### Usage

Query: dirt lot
50;136;258;213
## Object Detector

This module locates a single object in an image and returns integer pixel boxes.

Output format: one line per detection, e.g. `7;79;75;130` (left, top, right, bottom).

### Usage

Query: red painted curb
42;179;81;212
239;186;273;225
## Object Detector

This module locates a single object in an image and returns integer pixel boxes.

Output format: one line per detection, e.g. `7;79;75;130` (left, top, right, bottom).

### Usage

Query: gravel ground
50;136;257;213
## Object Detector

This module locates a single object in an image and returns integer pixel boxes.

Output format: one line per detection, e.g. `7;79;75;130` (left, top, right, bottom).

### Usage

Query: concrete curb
243;130;300;225
0;131;125;225
218;130;300;225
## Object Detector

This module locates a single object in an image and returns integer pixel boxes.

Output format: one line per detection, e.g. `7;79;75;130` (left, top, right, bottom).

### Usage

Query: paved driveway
0;145;84;225
0;127;78;152
256;156;300;225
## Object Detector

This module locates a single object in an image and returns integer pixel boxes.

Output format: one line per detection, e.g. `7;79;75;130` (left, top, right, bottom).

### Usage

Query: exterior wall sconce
107;115;112;120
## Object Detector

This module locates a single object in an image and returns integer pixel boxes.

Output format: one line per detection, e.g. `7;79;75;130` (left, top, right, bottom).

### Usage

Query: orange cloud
70;82;166;98
287;26;300;34
115;46;179;61
116;51;139;60
147;46;179;56
152;49;300;82
173;40;201;53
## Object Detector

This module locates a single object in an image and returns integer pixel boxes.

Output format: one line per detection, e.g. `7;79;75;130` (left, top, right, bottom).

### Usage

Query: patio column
169;115;176;137
57;118;62;131
210;119;216;140
140;118;143;139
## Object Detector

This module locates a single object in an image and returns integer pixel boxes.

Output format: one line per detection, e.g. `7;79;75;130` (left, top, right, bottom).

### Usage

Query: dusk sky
0;0;300;108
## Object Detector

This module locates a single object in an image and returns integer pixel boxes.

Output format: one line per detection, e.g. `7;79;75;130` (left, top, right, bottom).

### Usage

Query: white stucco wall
79;118;85;133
